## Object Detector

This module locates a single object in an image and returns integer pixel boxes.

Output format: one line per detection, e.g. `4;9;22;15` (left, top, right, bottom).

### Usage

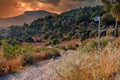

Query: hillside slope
0;10;55;28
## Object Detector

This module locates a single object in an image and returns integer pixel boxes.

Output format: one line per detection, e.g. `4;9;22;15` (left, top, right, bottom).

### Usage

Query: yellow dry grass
55;37;120;80
0;56;23;76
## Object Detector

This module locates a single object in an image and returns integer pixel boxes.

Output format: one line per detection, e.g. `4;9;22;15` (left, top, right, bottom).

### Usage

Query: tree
102;0;120;38
101;13;115;26
111;3;120;37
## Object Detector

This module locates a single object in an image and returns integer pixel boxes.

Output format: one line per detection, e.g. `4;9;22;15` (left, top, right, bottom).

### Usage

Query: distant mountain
0;10;56;28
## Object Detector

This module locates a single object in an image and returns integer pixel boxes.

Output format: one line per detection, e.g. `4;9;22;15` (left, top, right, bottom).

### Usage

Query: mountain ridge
0;10;56;28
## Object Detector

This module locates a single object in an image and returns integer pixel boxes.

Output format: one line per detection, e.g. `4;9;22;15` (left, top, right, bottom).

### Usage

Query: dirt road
0;50;76;80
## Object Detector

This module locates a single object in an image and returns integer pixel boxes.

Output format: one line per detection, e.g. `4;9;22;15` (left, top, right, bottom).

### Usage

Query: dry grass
35;47;61;60
0;46;61;76
0;56;23;76
55;37;120;80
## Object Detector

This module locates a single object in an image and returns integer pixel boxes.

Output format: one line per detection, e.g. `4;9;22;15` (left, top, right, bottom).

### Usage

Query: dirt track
0;50;76;80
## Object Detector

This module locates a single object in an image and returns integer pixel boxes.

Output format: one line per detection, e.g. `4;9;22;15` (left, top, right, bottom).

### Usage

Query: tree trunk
114;17;119;38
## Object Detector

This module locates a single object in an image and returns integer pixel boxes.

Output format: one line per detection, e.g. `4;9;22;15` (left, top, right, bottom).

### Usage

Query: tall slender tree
102;0;120;38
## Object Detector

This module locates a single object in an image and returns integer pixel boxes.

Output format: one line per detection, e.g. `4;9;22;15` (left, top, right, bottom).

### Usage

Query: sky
0;0;102;18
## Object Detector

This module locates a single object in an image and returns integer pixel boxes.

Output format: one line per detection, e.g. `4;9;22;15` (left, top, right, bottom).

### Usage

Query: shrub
2;41;22;59
21;46;35;65
36;47;61;59
89;30;97;37
2;41;35;59
66;45;77;50
57;45;67;51
80;32;89;41
106;28;114;36
23;55;34;65
100;30;106;37
8;39;22;46
57;45;77;51
50;38;60;45
81;37;113;52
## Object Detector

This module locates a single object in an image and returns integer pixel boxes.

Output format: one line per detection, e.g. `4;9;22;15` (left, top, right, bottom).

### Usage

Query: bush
100;30;106;37
82;37;113;52
89;30;97;37
2;41;22;59
82;40;98;52
106;28;114;36
80;32;89;41
49;38;60;45
2;41;34;59
36;47;61;59
57;45;67;51
23;55;34;65
66;45;77;50
57;45;77;51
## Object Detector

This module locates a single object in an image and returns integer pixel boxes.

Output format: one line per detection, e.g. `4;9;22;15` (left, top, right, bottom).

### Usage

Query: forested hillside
0;6;116;45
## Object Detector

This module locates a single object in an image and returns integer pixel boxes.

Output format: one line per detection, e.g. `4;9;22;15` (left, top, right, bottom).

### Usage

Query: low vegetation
55;37;120;80
0;41;61;76
81;37;113;52
57;44;78;51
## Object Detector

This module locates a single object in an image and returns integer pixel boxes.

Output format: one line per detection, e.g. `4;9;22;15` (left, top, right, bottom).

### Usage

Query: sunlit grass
55;37;120;80
0;44;61;76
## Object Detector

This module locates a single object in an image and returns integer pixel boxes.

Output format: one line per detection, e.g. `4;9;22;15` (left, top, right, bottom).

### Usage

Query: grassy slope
55;37;120;80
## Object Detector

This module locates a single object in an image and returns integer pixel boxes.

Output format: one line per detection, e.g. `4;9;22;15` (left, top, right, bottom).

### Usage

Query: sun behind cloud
21;3;26;7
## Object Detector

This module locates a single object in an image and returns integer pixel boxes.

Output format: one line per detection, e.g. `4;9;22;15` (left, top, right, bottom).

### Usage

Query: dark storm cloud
23;0;60;5
23;0;101;5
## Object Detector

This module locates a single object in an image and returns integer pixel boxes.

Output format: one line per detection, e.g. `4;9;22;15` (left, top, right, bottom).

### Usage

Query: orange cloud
0;0;102;18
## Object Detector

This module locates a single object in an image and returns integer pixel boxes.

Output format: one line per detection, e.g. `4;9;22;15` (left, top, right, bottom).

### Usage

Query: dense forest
0;6;116;45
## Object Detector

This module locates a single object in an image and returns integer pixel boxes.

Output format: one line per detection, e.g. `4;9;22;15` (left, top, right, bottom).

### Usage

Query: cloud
0;0;24;18
22;0;102;13
0;0;102;18
23;0;60;5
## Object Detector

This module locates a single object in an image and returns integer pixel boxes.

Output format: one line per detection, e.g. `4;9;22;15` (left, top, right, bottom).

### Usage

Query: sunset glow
0;0;101;18
21;3;25;7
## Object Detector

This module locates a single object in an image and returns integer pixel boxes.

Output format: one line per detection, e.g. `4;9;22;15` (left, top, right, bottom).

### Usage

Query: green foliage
66;45;77;50
103;2;112;12
2;41;34;59
89;30;97;37
23;55;34;65
82;38;113;52
80;32;89;41
100;30;107;37
102;1;120;37
101;13;115;26
24;36;34;42
2;41;22;59
58;45;77;51
49;38;60;45
106;28;114;36
111;3;120;18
